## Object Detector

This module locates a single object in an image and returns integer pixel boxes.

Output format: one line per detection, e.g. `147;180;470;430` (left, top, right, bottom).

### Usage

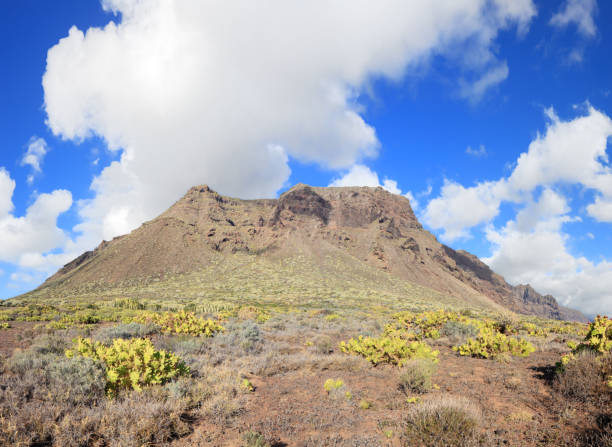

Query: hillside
20;184;584;321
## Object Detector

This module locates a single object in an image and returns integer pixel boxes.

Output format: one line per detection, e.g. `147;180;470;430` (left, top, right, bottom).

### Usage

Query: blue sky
1;0;612;315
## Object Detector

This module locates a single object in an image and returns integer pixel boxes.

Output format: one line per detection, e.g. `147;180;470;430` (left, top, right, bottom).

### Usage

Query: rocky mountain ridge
34;184;585;321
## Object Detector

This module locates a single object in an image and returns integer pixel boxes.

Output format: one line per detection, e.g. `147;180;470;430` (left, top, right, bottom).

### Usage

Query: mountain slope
24;184;585;321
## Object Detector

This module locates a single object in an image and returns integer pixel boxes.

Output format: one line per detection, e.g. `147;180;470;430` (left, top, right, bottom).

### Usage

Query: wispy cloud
550;0;598;38
20;137;49;184
466;144;487;158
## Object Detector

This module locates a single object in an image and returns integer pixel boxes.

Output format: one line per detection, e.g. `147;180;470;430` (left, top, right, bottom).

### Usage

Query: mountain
22;184;586;321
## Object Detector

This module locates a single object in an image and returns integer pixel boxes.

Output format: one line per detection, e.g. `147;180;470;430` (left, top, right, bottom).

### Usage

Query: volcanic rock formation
32;184;585;321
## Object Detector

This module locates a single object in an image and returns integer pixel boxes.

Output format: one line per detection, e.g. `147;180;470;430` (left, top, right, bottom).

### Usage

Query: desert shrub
495;314;519;335
399;358;438;394
45;356;107;405
520;322;548;337
558;316;612;373
112;298;146;310
441;321;479;344
243;431;271;447
555;350;612;404
4;349;105;406
0;323;9;329
6;350;54;376
324;378;352;401
314;335;334;354
582;315;612;353
93;322;160;343
134;310;224;336
234;320;263;352
195;364;245;424
453;328;535;359
55;389;190;447
340;335;438;366
403;395;482;447
156;335;209;358
392;310;463;339
201;320;264;364
236;305;271;323
66;337;189;395
30;333;71;355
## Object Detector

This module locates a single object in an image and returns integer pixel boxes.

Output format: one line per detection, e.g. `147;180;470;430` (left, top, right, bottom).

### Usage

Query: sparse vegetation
0;296;603;445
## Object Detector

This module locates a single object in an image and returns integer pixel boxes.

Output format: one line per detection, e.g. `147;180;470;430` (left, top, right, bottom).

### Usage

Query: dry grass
403;395;483;447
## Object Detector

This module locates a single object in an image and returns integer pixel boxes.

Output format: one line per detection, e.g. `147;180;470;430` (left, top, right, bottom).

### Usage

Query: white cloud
509;107;612;193
483;189;612;315
424;106;612;241
404;191;420;211
21;137;49;184
550;0;598;38
329;164;418;208
423;179;514;240
0;169;72;272
459;62;509;102
0;168;16;218
586;196;612;222
422;106;612;315
466;144;487;157
10;271;36;284
42;0;536;249
329;165;381;189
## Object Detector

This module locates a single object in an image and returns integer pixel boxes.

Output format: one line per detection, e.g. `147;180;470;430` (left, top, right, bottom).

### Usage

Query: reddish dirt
173;345;594;446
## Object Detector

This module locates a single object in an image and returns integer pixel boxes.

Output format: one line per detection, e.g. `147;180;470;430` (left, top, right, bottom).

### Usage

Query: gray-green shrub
93;322;160;344
441;321;479;344
399;358;437;394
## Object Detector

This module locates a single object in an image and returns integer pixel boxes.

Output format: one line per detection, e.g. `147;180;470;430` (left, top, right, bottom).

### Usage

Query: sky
1;0;612;316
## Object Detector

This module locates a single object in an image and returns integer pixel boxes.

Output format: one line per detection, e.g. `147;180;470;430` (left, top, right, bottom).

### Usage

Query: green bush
453;328;535;359
399;358;438;394
557;315;612;373
339;335;438;366
242;431;271;447
133;310;224;336
66;337;189;396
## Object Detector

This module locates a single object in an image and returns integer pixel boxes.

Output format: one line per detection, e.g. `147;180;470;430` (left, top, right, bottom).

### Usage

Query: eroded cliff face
37;184;586;321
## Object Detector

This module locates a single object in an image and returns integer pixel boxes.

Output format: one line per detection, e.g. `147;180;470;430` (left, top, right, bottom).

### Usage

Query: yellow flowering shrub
392;310;462;339
133;310;224;336
557;315;612;372
66;337;189;396
453;327;535;359
339;335;438;366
